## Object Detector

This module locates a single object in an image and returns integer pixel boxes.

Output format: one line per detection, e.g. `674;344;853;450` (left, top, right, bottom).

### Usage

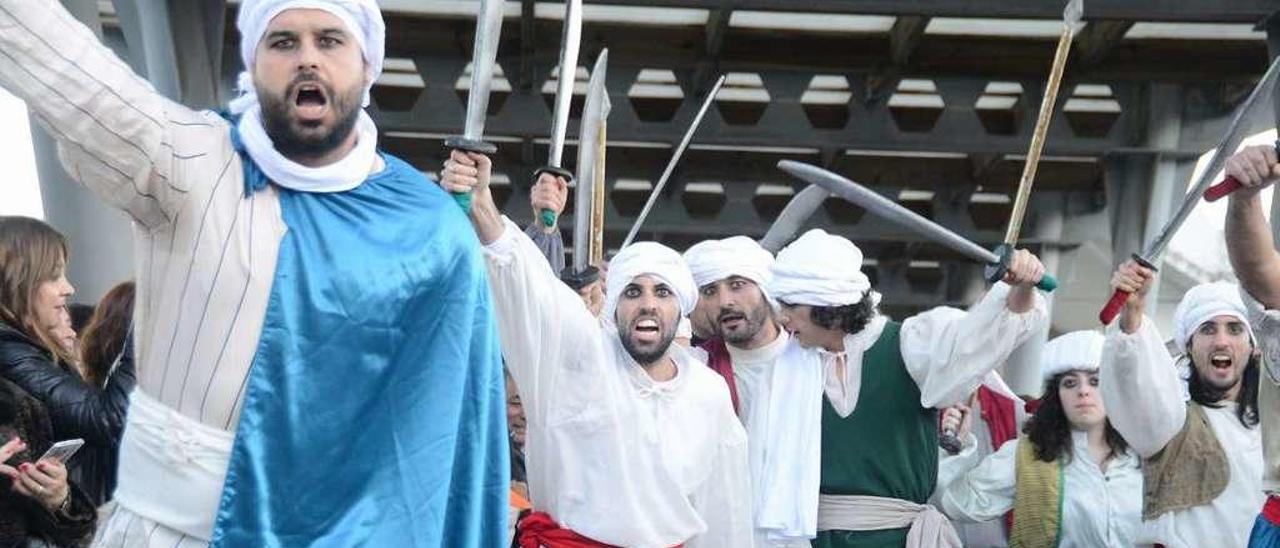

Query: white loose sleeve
1099;316;1186;459
935;432;984;491
902;282;1048;408
482;216;603;426
0;0;205;228
938;438;1019;523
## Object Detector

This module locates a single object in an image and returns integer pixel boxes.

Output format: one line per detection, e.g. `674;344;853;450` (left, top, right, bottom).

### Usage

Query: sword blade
778;160;1001;265
461;0;505;140
759;184;831;253
547;0;583;168
622;75;727;248
1004;0;1080;245
574;49;610;272
1143;56;1280;260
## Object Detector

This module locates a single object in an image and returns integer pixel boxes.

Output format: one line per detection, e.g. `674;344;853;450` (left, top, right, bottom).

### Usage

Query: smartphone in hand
38;439;84;464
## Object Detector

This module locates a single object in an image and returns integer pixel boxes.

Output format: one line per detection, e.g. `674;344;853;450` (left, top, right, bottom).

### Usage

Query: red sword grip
1203;176;1243;203
1098;288;1131;325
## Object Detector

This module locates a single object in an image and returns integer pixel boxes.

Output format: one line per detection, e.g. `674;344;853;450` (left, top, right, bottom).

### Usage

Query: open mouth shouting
291;81;330;123
631;317;662;344
1209;352;1235;375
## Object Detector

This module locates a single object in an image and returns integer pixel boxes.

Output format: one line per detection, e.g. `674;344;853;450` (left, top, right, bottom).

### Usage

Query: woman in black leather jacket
0;217;134;507
0;376;96;546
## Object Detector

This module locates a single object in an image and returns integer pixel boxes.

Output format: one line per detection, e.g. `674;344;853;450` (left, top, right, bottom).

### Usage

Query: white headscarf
768;229;877;307
683;236;774;292
1040;330;1105;380
1173;281;1254;349
604;242;697;323
231;0;385;193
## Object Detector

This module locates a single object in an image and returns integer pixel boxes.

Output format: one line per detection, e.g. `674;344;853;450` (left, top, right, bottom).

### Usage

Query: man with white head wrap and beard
753;229;1047;548
1103;263;1264;548
0;0;507;546
441;156;752;546
683;237;806;547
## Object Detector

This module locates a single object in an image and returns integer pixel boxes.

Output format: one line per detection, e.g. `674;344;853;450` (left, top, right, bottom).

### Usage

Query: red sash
701;338;741;415
515;511;684;548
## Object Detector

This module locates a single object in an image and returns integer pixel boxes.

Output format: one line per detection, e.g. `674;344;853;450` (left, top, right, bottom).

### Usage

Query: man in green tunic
753;229;1048;547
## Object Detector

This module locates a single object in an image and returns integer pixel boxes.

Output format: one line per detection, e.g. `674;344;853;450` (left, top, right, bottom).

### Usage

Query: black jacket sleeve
0;326;134;446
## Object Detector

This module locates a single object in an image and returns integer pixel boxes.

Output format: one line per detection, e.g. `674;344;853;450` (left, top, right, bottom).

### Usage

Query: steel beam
583;0;1276;23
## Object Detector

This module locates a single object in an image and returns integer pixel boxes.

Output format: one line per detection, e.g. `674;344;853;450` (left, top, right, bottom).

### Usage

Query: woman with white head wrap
1102;260;1264;548
0;1;508;546
752;229;1048;548
938;330;1143;548
465;208;753;545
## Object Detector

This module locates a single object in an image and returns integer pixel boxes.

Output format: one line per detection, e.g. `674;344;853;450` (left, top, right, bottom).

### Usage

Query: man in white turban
683;237;807;547
753;229;1048;548
0;1;507;546
1103;261;1263;548
441;157;752;546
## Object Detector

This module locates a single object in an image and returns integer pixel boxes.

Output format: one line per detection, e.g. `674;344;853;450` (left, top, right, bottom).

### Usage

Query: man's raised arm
0;0;199;228
1224;145;1280;308
441;150;600;422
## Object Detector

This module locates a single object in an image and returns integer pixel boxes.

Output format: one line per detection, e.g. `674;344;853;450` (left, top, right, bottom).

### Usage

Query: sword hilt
1203;140;1280;202
984;244;1059;292
939;428;962;456
533;165;575;227
444;136;498;213
1098;254;1157;325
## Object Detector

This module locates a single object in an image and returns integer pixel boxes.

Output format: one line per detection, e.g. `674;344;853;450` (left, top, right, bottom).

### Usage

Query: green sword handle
984;244;1059;292
532;165;575;227
443;137;498;213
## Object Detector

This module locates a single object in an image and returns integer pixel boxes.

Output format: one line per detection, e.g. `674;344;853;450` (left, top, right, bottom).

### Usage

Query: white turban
768;229;876;307
1173;281;1253;349
683;236;774;293
231;0;386;115
1040;330;1105;380
604;242;697;323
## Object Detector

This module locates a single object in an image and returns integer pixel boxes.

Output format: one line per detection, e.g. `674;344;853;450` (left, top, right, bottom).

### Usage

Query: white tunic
1101;317;1264;548
484;218;753;548
938;432;1143;547
0;2;288;545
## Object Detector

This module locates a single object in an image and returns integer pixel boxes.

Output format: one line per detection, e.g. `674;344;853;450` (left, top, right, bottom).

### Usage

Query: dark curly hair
807;291;878;335
1023;371;1129;463
1187;353;1260;428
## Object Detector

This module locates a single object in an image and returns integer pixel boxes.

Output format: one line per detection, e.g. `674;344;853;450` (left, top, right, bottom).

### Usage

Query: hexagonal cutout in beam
888;79;945;133
682;182;727;219
1063;84;1121;138
752;184;794;221
629;69;685;123
611;178;653;218
453;61;513;116
373;57;426;112
542;65;591;119
975;81;1024;135
801;75;852;130
716;73;770;126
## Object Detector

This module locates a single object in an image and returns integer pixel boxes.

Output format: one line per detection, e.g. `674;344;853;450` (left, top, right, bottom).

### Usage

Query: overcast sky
0;87;42;219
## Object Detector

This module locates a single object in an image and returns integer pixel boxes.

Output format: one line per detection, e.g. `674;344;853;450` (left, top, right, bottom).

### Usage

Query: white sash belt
817;494;962;548
112;390;235;541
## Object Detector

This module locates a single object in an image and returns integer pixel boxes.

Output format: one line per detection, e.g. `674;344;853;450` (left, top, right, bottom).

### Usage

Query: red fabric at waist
1262;494;1280;525
516;511;684;548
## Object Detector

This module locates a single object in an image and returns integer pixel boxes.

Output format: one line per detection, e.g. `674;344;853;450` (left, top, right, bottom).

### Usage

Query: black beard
259;77;362;162
619;322;677;366
716;303;770;345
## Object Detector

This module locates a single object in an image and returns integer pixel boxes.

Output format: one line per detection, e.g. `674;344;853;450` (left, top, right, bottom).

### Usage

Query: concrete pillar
32;1;134;304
